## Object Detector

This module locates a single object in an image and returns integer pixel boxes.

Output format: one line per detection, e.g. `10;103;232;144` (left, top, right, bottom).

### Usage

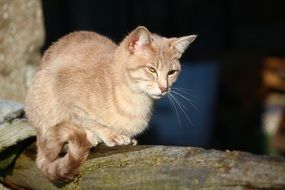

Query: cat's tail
36;122;92;182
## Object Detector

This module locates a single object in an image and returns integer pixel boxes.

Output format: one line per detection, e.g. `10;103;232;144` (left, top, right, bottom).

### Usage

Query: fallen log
0;104;285;189
2;143;285;190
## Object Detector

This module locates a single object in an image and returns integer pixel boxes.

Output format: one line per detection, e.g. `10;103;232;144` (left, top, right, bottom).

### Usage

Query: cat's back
26;31;116;127
42;31;117;66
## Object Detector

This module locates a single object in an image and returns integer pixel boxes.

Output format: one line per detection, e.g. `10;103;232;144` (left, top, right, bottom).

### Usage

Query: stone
0;100;23;124
0;0;45;102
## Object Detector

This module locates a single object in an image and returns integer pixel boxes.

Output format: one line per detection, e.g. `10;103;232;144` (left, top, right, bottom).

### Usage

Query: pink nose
159;86;167;93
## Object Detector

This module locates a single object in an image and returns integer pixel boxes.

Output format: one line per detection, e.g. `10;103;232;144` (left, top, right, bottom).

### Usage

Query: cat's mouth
150;93;167;99
148;89;169;99
151;94;162;99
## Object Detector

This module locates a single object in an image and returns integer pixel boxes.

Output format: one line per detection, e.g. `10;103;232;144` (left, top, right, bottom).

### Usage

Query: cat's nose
159;86;167;93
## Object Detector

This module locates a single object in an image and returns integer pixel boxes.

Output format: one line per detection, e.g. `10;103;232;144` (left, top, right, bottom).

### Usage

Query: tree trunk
2;143;285;190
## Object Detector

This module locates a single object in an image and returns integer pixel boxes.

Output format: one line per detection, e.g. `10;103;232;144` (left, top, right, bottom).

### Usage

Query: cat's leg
85;128;99;147
71;112;135;146
87;125;133;147
95;126;131;147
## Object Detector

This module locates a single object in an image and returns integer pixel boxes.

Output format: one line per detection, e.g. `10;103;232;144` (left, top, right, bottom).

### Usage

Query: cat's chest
113;116;151;137
97;104;152;137
103;93;153;137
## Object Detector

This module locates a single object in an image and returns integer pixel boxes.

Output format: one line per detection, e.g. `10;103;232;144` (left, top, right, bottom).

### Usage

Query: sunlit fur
25;26;196;182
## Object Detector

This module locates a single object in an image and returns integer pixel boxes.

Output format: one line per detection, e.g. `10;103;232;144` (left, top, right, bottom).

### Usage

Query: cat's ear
170;35;197;55
128;26;151;53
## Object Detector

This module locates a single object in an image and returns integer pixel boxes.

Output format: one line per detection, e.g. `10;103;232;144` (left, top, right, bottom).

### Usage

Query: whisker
171;91;201;113
173;87;196;93
167;95;182;128
170;93;188;111
172;88;197;98
169;93;194;126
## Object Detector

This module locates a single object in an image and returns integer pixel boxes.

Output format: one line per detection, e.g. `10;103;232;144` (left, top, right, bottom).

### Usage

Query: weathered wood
0;106;36;173
2;143;285;190
0;105;285;189
0;108;35;152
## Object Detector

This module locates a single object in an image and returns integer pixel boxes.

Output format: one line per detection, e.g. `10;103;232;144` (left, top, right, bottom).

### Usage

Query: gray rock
0;0;44;102
0;100;23;124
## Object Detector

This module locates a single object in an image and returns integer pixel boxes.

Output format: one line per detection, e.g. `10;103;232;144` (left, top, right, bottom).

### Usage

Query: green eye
148;66;156;73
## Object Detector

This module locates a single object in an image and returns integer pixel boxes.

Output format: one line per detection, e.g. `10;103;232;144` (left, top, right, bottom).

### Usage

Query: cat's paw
131;139;138;146
85;129;99;147
104;134;131;147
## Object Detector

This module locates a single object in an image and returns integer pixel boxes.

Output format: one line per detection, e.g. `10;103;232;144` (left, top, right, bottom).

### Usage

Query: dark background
41;0;285;155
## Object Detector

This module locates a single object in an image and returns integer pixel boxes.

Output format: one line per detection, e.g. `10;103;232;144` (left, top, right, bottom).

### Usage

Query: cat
25;26;196;182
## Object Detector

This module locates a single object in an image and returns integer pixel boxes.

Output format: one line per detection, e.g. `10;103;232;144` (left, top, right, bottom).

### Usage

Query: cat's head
121;26;196;99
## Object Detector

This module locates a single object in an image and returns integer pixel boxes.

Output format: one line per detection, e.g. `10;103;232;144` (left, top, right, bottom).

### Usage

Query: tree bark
2;143;285;190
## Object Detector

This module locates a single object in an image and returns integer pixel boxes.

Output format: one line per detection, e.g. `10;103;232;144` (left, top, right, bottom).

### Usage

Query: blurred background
40;0;285;155
28;0;285;155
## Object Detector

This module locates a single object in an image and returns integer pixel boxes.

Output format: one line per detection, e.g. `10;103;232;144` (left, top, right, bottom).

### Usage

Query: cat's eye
148;66;156;73
168;70;177;75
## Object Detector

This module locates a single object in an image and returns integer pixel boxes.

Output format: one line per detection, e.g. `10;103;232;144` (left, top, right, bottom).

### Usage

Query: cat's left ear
128;26;151;53
170;35;197;55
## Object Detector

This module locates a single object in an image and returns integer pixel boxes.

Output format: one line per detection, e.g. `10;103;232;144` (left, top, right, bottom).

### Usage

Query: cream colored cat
25;26;196;182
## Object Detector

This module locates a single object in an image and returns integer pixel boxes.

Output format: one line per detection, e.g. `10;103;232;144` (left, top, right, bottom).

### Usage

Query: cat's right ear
128;26;151;53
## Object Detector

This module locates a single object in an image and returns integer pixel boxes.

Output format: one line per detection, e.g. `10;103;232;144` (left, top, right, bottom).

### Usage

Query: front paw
131;139;138;146
104;134;132;147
